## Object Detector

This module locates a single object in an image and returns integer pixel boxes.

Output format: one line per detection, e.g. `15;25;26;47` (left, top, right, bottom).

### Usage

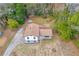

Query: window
27;37;29;39
33;37;36;39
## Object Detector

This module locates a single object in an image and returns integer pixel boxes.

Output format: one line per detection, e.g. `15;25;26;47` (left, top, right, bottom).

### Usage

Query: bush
7;19;19;29
55;21;74;41
17;19;24;25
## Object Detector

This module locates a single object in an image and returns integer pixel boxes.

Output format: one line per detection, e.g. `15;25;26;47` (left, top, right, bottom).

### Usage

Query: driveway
3;28;24;56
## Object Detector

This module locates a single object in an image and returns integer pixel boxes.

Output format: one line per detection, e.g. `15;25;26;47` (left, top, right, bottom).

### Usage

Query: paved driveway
3;28;24;56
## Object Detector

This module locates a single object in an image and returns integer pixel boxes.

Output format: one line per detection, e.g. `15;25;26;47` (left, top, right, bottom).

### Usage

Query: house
24;23;52;43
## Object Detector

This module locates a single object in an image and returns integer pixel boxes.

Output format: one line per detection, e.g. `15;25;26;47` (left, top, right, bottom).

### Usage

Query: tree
25;4;54;18
8;4;26;25
15;4;26;24
7;19;19;29
15;4;26;19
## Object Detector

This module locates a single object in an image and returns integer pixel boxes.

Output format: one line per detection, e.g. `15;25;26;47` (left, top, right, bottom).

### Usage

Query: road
3;28;24;56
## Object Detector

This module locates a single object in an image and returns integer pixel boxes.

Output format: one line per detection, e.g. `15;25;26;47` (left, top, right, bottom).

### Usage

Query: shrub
55;21;74;41
7;19;19;29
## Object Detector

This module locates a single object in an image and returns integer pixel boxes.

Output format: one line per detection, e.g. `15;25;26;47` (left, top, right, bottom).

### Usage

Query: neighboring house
24;23;52;43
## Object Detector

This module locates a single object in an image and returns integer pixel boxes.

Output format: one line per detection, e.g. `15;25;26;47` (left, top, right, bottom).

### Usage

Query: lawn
30;16;53;25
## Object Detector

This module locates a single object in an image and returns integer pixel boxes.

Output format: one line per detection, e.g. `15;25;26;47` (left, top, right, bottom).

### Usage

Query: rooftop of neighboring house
24;23;52;37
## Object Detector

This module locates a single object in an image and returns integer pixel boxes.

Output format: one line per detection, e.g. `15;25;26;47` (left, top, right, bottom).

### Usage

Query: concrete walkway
3;28;24;56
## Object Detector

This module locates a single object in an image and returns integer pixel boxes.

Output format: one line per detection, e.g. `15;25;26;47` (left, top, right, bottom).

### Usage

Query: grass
41;39;54;45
